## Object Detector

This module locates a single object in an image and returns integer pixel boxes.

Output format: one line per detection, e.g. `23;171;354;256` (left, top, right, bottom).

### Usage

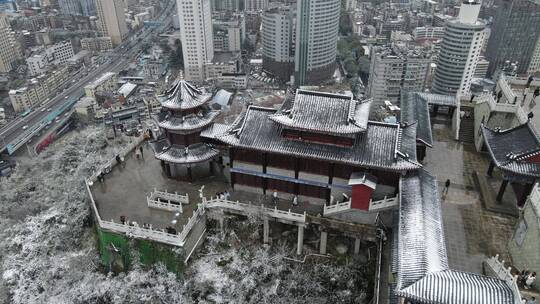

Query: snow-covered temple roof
400;91;434;147
216;106;421;171
154;143;219;165
482;122;540;178
158;110;220;132
161;80;212;111
269;89;372;135
395;170;516;304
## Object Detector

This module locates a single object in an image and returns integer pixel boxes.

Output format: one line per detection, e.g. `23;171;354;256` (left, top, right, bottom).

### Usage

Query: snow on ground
0;126;373;304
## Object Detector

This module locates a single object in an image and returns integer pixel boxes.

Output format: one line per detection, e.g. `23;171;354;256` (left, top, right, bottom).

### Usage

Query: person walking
526;272;537;289
139;146;144;158
272;190;278;205
292;195;298;207
443;179;451;195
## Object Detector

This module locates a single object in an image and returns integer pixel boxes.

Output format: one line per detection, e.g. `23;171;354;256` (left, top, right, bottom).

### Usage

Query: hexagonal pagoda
154;79;220;181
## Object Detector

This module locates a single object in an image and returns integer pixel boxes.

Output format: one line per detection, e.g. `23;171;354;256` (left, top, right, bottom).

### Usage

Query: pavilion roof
400;91;435;147
160;80;212;110
482;122;540;178
396;170;516;304
269;89;371;135
157;110;220;132
154;143;219;165
216;106;421;172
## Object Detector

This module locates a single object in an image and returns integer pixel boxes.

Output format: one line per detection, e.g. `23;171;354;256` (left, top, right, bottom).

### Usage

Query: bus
21;109;32;118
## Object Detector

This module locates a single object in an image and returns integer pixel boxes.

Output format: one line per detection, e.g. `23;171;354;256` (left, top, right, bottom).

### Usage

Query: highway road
0;0;174;154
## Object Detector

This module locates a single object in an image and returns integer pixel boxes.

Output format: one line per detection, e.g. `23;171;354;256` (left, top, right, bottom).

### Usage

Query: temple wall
234;161;263;172
234;184;264;194
266;166;295;178
298;171;329;184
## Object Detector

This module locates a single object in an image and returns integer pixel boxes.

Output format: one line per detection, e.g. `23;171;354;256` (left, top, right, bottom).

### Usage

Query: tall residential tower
431;0;485;96
177;0;214;83
294;0;340;85
0;15;19;73
485;0;540;76
95;0;128;46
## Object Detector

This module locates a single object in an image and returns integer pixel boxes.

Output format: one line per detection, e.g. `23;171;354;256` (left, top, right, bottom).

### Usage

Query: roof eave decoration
158;110;220;131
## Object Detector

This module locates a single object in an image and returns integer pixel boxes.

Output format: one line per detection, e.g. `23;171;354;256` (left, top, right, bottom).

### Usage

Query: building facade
244;0;268;11
367;45;431;107
294;0;340;85
485;0;540;76
431;0;485;96
0;15;20;73
96;0;128;46
84;72;117;98
528;38;540;74
80;37;113;52
261;6;296;82
177;0;214;83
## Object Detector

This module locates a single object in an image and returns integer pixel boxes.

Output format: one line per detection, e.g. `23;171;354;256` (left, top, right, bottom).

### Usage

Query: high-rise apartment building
0;16;19;73
245;0;268;11
294;0;340;85
485;0;540;76
431;0;485;96
367;45;431;107
261;6;296;82
177;0;214;83
79;0;95;16
95;0;128;46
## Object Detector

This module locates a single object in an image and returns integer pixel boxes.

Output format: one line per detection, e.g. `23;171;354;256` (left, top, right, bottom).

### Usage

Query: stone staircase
459;116;475;144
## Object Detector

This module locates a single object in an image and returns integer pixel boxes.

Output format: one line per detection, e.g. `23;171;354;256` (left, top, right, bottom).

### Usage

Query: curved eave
158;111;220;132
155;145;219;165
268;114;367;135
217;134;421;172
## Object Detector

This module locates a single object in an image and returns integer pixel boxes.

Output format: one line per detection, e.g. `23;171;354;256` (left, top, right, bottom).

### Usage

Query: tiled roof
269;89;371;135
160;80;212;110
154;143;219;164
482;122;540;177
399;270;515;304
396;171;517;304
200;123;231;140
217;106;421;171
400;91;434;147
157;110;220;132
416;92;457;107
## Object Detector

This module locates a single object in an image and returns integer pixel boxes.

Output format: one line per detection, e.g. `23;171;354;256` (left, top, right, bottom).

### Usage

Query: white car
22;125;28;130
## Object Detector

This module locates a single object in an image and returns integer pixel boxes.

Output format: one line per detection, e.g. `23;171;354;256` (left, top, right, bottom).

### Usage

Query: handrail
202;197;307;223
485;255;526;304
323;195;399;215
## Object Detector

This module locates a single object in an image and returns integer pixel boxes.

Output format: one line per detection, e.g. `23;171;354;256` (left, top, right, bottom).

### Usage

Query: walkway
424;120;518;273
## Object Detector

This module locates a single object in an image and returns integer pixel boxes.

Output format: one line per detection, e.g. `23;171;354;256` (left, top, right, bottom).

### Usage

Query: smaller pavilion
154;80;220;181
482;121;540;206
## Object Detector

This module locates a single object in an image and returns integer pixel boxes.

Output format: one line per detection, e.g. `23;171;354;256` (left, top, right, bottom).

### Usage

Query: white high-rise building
261;6;296;82
528;38;540;74
96;0;128;46
431;0;485;96
177;0;214;83
294;0;340;85
0;16;19;73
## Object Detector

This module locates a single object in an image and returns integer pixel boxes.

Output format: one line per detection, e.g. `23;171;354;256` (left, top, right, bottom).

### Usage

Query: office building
431;0;485;96
96;0;128;46
486;0;540;76
294;0;340;85
367;45;431;107
177;0;214;83
58;0;81;15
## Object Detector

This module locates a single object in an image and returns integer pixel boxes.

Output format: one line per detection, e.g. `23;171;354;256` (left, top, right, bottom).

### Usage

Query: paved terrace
90;144;325;233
